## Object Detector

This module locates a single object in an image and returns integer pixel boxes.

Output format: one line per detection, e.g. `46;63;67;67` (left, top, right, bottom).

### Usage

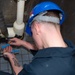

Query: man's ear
34;21;40;35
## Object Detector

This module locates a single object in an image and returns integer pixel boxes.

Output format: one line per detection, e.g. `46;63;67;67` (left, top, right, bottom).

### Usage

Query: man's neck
41;28;68;48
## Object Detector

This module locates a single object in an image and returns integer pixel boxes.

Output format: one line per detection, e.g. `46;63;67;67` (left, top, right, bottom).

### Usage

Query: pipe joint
13;21;25;36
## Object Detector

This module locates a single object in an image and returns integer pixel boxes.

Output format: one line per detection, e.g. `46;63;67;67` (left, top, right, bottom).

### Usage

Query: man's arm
4;53;23;75
21;40;37;50
3;46;23;75
9;38;37;50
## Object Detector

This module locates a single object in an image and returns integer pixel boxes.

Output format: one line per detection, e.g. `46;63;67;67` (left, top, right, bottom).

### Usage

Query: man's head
30;10;61;49
26;1;65;36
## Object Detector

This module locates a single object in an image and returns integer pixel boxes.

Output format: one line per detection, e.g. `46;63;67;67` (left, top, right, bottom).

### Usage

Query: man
1;1;75;75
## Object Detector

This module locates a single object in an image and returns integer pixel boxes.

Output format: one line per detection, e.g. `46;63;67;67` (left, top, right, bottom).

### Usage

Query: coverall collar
34;40;75;59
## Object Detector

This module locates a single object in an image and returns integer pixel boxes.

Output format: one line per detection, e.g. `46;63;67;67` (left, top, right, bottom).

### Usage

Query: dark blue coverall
0;40;75;75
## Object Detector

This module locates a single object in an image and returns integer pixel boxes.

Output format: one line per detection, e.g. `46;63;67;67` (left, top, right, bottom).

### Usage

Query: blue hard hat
26;1;65;36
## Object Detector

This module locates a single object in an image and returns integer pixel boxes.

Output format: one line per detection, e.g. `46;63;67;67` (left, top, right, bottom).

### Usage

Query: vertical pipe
16;0;25;25
13;0;26;36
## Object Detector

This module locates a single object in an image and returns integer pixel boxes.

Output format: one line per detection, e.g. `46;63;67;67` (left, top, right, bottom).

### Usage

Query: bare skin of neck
40;23;68;49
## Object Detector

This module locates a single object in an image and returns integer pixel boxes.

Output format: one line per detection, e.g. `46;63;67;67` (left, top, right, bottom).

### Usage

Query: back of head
25;1;65;36
32;10;60;25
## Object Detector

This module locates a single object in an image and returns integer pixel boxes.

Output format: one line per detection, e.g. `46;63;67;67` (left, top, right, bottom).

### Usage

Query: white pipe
13;21;24;36
16;0;25;24
13;0;26;36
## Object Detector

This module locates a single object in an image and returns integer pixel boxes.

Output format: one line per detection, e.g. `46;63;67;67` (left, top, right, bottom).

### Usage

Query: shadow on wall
0;0;17;25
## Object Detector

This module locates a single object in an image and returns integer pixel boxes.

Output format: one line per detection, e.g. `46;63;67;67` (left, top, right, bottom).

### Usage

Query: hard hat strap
32;15;60;24
31;11;60;24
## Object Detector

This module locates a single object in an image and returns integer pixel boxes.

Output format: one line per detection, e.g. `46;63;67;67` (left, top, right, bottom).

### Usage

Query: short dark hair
44;10;60;19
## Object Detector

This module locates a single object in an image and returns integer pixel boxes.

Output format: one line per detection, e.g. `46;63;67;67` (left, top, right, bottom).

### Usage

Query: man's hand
3;46;15;58
8;38;23;46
